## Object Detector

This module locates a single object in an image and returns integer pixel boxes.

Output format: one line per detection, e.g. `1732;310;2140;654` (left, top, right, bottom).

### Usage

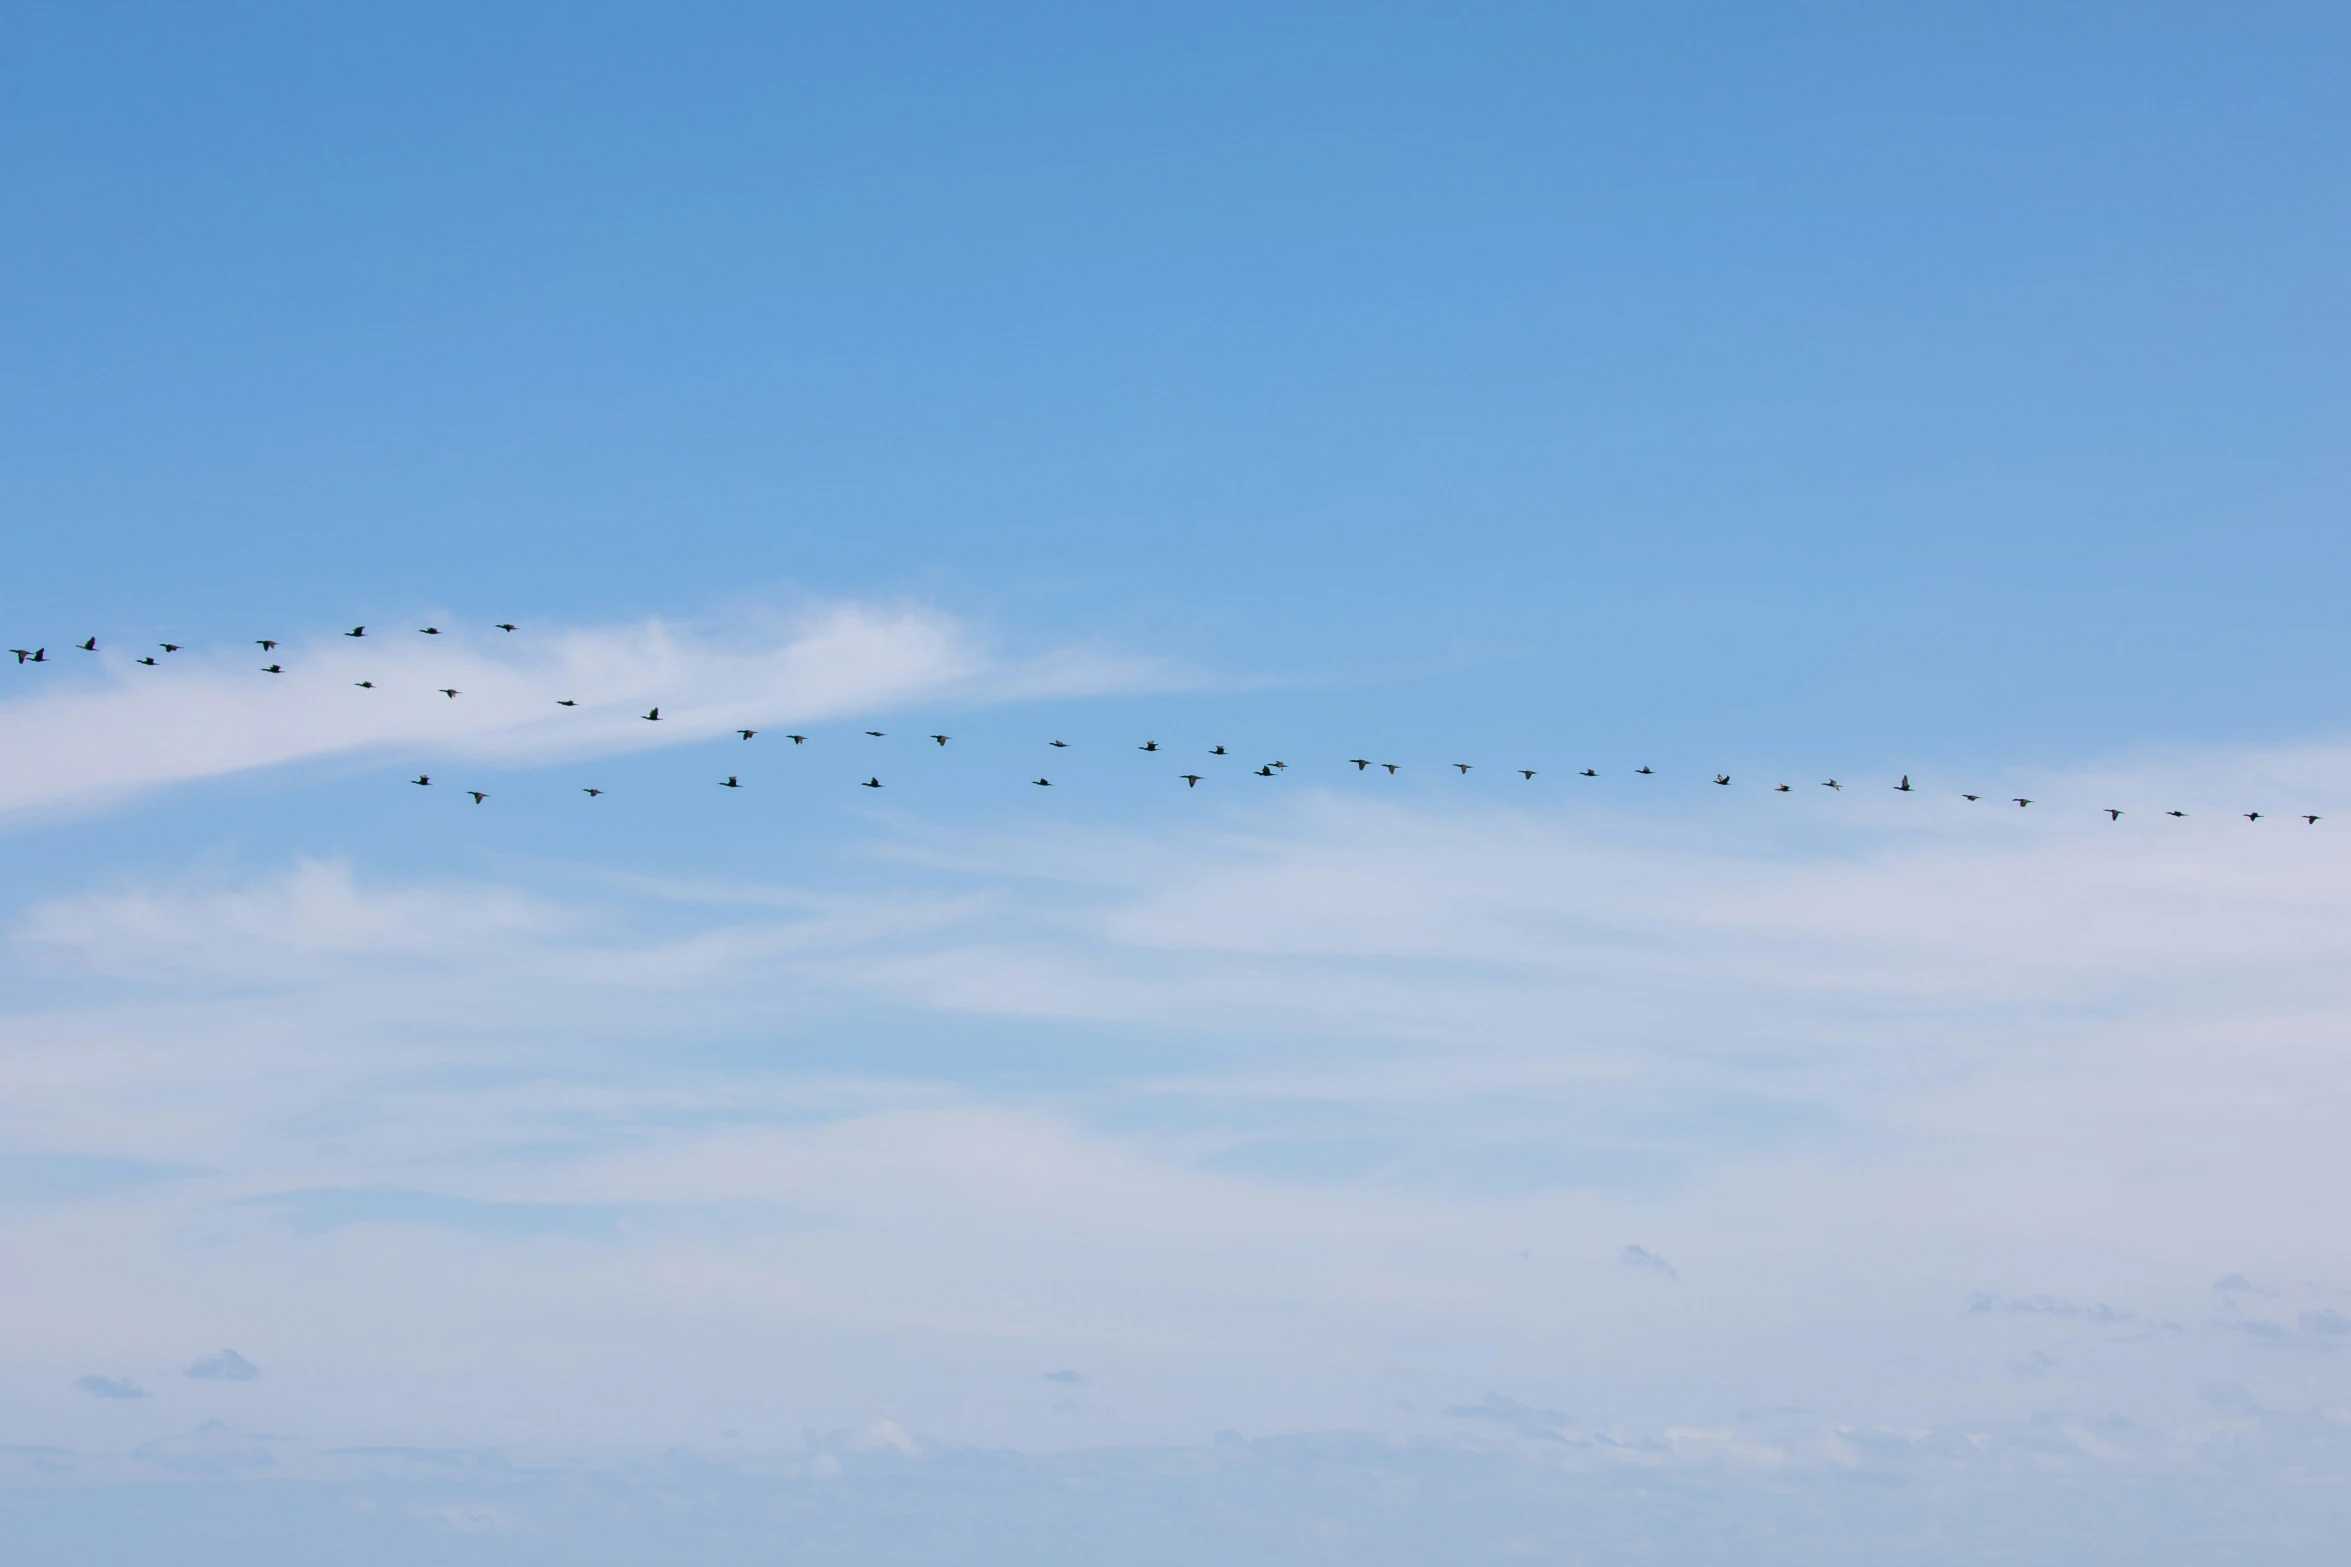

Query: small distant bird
1774;783;1790;792
930;734;949;746
2014;798;2032;808
1050;739;1068;748
1636;766;1653;775
467;791;486;804
1271;761;1286;771
1895;776;1913;792
419;627;439;635
1350;759;1370;770
1822;779;1840;790
438;688;459;698
1181;774;1202;787
77;637;97;651
1382;763;1399;774
1579;768;1597;777
556;699;576;706
1962;794;1979;801
136;656;156;666
738;729;756;740
355;680;374;689
2245;812;2263;822
865;730;885;737
1255;765;1276;777
411;775;430;786
582;788;602;797
158;643;179;653
1520;770;1537;780
345;626;365;637
7;650;30;663
720;776;739;788
1209;745;1227;756
2166;810;2186;817
787;734;806;744
643;708;660;721
861;777;882;788
1139;740;1159;752
2304;815;2321;824
1713;774;1731;786
1454;763;1472;774
250;639;272;651
2105;809;2123;820
261;664;283;674
494;623;516;632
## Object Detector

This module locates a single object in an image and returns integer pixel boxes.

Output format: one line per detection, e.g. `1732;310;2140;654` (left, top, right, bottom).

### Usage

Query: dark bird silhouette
1382;763;1399;774
1271;761;1287;771
248;639;271;651
720;776;739;788
787;734;806;743
1774;783;1791;791
158;643;179;653
1181;774;1202;787
136;656;156;666
1256;765;1276;777
2166;810;2186;817
2245;812;2263;822
438;688;459;698
1962;794;1980;801
77;637;98;651
1454;763;1472;774
1139;740;1159;752
739;729;756;740
355;680;374;689
582;788;602;797
2105;809;2123;820
411;775;430;786
1822;779;1840;790
1636;766;1653;775
1579;768;1597;777
7;650;30;663
1209;745;1227;756
261;664;283;674
345;626;365;637
861;777;882;788
1032;777;1051;786
930;734;949;746
643;707;660;721
419;627;439;635
1350;759;1370;770
1050;739;1069;748
2014;798;2032;808
1520;770;1537;780
1713;774;1731;786
865;730;885;737
495;623;516;632
467;791;486;804
556;699;576;706
2305;815;2321;824
1895;776;1913;792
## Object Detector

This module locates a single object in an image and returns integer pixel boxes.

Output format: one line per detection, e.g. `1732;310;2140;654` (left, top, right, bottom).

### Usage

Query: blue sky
5;4;2351;1559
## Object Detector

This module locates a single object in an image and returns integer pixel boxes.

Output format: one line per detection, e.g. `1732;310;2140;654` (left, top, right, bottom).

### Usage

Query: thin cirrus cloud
0;601;1161;821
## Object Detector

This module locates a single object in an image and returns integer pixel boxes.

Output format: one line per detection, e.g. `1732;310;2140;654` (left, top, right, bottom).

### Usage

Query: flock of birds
8;622;2326;827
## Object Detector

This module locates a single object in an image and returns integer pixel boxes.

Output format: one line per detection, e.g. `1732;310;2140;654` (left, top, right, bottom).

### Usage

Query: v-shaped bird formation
6;618;2329;829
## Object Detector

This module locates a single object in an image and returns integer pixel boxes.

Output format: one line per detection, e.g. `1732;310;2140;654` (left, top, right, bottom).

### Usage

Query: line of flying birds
8;622;2324;825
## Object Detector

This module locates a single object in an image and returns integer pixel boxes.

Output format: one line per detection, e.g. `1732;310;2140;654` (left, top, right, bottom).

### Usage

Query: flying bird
158;643;179;653
1271;761;1286;771
438;688;459;698
861;777;882;788
1256;765;1276;777
345;626;365;637
419;627;439;635
355;680;374;689
582;788;602;797
261;664;282;674
495;623;516;632
1350;759;1370;770
1774;783;1790;791
1181;774;1202;787
1962;794;1979;801
556;699;576;706
738;729;756;740
2245;812;2263;822
411;775;430;786
1382;763;1399;774
1520;770;1537;780
864;730;885;737
1139;740;1159;752
787;734;806;743
1455;763;1473;774
1822;779;1840;790
1713;774;1731;786
1895;776;1913;792
467;791;486;804
2305;815;2322;824
1636;766;1653;775
7;650;30;663
2105;809;2123;820
2166;810;2186;817
136;656;156;666
1033;777;1051;786
930;734;949;745
643;708;660;721
1050;739;1069;748
2014;798;2032;808
1209;745;1227;756
1579;768;1597;777
77;637;97;651
719;776;739;788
